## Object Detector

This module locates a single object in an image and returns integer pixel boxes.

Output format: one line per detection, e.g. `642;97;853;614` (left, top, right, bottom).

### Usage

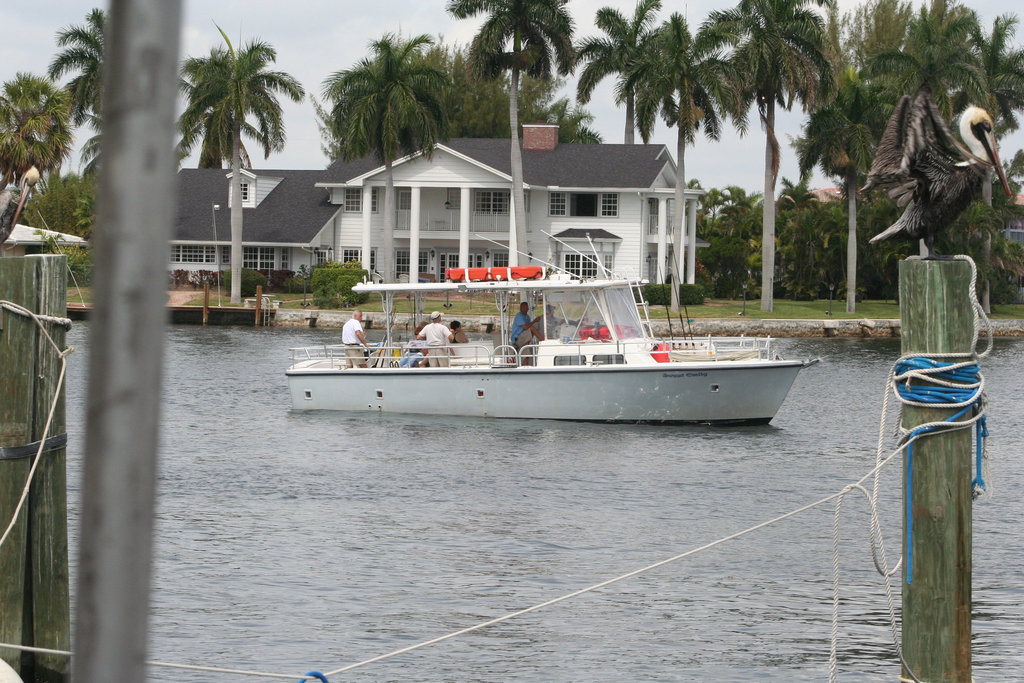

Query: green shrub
642;283;705;306
311;262;369;308
222;268;267;298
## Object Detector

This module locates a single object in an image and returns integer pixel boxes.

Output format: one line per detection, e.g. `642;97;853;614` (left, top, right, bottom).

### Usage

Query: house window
398;188;411;211
600;193;618;217
549;192;566;216
280;249;289;270
491;251;509;268
315;249;329;266
340;247;375;272
395;249;410;276
240;182;250;203
171;245;216;263
474;190;509;215
243;247;275;269
220;246;230;265
344;188;361;212
564;253;599;278
371;187;379;212
418;250;429;273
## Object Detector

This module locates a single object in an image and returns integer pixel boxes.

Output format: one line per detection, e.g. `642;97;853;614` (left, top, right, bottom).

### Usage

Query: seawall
275;310;1024;338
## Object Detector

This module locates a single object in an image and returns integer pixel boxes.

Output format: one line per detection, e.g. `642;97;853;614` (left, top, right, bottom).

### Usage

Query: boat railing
660;335;774;361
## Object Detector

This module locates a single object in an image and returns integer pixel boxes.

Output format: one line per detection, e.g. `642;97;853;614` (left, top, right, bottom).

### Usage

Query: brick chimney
522;123;559;151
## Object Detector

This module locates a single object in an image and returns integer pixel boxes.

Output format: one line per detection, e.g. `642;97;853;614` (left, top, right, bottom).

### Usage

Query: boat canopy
353;277;649;346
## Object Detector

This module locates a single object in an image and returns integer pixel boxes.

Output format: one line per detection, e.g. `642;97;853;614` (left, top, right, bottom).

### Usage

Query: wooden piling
202;284;210;326
898;259;974;682
254;285;263;327
0;255;71;682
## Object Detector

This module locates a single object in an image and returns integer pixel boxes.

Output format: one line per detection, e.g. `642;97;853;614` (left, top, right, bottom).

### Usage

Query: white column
507;190;519;267
686;196;698;284
459;186;471;268
656;197;668;284
409;186;421;282
361;185;372;276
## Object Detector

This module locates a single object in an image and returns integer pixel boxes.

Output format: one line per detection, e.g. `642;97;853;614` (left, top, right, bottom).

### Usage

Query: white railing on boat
289;336;775;371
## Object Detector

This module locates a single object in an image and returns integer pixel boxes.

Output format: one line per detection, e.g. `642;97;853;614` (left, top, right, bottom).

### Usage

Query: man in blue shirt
510;301;543;364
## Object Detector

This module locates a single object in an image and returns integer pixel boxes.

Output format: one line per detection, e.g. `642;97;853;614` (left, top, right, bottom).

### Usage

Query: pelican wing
864;91;972;206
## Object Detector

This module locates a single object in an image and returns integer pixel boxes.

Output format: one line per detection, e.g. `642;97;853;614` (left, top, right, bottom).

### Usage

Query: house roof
175;140;677;245
174;168;338;244
552;228;622;241
323;139;673;189
4;223;87;245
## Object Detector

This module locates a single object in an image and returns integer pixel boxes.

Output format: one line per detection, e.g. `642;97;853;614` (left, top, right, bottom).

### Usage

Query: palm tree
868;5;984;120
447;0;575;266
47;8;107;175
47;9;106;127
0;73;73;185
575;0;662;144
321;33;449;282
705;0;835;312
179;27;305;304
629;13;736;308
966;13;1024;311
796;66;884;313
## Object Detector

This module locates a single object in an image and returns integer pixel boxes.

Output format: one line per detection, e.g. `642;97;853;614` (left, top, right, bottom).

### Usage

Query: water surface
62;326;1024;681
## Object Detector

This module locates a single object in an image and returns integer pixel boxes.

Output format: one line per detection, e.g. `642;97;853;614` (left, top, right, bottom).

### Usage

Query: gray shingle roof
174;168;338;244
175;140;674;245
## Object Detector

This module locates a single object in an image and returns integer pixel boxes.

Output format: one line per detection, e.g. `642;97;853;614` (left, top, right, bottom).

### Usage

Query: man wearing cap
418;311;454;367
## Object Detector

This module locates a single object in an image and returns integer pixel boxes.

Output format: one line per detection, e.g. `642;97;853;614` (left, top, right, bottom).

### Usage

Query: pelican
863;91;1012;257
0;166;41;247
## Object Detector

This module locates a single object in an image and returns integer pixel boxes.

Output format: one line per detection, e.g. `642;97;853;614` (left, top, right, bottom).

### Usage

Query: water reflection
62;325;1024;681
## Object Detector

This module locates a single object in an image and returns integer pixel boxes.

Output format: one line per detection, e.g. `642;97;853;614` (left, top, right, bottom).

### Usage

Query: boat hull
286;361;805;424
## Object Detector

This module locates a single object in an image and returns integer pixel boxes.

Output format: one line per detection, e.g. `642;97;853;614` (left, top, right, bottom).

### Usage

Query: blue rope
895;358;985;584
300;671;329;682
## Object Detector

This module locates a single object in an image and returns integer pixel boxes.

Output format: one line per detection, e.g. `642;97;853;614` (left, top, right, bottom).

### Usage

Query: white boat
286;272;812;424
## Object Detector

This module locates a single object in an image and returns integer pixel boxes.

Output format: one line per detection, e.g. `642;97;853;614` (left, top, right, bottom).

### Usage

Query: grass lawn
69;287;1024;320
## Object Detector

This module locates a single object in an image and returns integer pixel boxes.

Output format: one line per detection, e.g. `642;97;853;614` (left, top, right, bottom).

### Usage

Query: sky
3;0;1022;195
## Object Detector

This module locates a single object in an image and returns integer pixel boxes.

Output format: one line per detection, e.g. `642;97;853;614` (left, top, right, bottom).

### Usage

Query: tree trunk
846;169;858;314
382;159;395;282
670;128;686;313
509;67;526;267
230;120;243;304
624;92;635;145
760;102;776;312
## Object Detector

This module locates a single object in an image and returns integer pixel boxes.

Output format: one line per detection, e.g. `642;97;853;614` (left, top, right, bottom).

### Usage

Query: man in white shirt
341;310;370;368
418;311;453;367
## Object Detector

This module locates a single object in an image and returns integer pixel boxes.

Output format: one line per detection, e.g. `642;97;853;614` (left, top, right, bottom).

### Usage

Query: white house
172;124;704;284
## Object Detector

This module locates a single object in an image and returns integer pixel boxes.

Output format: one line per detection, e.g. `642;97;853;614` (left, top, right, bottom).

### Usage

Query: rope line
0;300;74;553
0;444;911;680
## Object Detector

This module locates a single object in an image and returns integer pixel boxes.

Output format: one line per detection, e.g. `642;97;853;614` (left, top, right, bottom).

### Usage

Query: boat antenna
584;233;613;278
471;233;573;277
541;231;604;279
667;251;693;340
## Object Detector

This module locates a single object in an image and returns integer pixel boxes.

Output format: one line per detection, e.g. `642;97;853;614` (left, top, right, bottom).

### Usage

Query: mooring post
899;258;974;682
254;284;264;327
0;255;71;682
202;284;210;326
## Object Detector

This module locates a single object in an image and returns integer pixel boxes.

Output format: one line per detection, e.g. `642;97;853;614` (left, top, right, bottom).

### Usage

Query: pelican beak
979;131;1012;197
10;166;39;228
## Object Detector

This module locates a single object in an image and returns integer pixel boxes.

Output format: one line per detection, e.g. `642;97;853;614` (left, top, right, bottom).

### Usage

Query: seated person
449;320;469;343
510;301;543;365
399;323;429;367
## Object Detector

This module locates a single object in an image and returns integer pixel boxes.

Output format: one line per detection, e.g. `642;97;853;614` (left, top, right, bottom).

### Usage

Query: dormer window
240;182;251;203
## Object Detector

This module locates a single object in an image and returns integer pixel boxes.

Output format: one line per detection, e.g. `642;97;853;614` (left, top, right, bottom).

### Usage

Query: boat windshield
543;285;645;342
